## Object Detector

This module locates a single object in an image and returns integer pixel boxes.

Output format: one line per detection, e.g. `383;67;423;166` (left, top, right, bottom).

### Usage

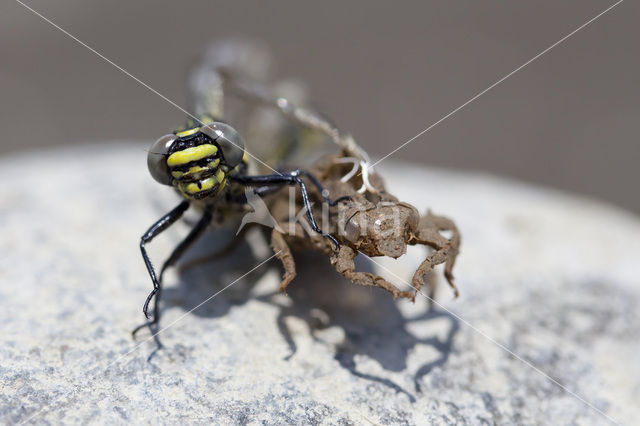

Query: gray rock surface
1;143;638;425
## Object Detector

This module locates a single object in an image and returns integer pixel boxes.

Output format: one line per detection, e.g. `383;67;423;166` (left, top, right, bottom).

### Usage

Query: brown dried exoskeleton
185;40;460;302
265;153;460;302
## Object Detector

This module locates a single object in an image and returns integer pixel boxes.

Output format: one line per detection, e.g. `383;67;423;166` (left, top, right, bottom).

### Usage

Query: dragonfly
134;40;372;334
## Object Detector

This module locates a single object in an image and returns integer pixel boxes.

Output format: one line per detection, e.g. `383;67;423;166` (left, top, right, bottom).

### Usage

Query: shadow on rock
258;252;460;399
133;227;267;360
148;229;460;397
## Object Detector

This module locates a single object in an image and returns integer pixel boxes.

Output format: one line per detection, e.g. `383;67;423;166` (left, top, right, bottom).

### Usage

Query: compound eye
147;134;175;185
200;122;245;168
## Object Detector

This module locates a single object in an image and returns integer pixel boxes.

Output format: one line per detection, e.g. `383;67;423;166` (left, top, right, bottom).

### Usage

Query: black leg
133;206;214;338
294;170;352;206
158;209;214;283
230;170;348;248
138;201;190;321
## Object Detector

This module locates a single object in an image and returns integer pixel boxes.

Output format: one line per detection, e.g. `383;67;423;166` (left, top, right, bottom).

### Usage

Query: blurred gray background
1;1;638;213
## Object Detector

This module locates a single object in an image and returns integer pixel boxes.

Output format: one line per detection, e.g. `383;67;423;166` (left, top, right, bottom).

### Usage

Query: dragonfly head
147;120;245;200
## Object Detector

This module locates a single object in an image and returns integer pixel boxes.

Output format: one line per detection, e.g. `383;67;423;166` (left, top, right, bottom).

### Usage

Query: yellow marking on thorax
175;127;200;138
171;159;220;180
215;168;225;183
216;177;227;195
180;168;227;196
200;116;214;125
184;178;216;194
167;144;218;167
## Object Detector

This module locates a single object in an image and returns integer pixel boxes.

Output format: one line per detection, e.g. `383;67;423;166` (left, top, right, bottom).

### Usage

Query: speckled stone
1;143;638;425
